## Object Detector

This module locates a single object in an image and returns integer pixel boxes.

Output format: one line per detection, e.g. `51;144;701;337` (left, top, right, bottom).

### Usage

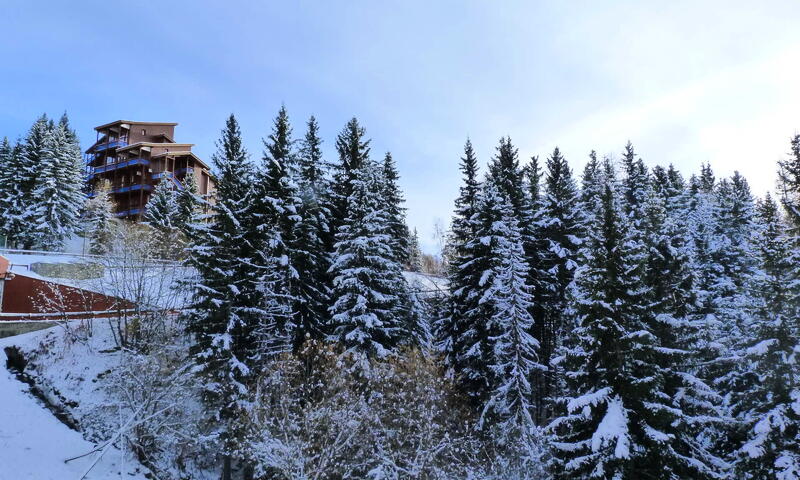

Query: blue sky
2;1;800;251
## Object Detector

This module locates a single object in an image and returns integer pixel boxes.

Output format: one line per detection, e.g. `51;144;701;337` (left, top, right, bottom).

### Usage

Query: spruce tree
144;179;181;259
29;118;84;250
439;139;481;369
550;183;721;479
185;115;286;478
176;171;200;236
533;146;583;417
407;227;423;272
14;115;52;248
0;137;15;242
328;160;411;358
84;180;116;255
733;193;800;478
329;117;370;237
778;134;800;233
292;115;332;348
381;151;410;264
253;105;301;352
476;181;544;435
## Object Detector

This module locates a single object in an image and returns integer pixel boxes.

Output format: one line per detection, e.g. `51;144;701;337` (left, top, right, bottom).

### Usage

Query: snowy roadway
0;327;147;480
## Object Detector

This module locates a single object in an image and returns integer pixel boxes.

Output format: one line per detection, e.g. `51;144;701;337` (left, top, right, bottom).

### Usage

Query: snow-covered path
0;329;147;480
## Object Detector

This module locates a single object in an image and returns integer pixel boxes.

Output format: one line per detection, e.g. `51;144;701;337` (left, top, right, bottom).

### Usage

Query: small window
141;129;147;136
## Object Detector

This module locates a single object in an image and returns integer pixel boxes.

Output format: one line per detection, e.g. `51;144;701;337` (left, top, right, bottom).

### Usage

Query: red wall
2;274;132;320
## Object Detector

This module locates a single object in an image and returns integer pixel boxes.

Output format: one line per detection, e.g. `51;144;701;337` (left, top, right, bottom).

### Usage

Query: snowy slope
0;327;149;480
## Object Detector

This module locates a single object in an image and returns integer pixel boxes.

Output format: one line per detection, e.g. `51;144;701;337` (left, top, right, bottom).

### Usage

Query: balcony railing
153;171;185;191
94;140;129;152
91;158;149;176
116;207;143;218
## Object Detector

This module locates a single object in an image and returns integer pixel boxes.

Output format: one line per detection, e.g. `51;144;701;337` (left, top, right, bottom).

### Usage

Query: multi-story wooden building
85;120;215;219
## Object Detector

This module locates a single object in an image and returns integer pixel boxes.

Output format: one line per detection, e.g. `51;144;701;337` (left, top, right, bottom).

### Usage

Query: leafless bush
243;341;549;480
81;222;192;351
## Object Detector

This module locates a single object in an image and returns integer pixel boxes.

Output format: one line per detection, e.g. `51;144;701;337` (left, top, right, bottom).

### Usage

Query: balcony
153;171;185;191
91;158;149;176
94;140;129;152
115;184;153;194
116;208;143;218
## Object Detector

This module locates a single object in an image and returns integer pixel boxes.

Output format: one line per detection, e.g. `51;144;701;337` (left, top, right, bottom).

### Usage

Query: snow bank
0;326;149;479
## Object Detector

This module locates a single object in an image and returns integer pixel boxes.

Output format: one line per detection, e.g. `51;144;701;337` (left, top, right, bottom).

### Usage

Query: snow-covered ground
0;326;149;479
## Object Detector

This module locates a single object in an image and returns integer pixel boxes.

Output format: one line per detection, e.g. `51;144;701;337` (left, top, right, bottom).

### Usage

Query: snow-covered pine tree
438;139;481;370
643;172;728;477
533;146;584;418
175;170;200;236
329;117;371;241
382;151;410;264
0;137;15;240
707;174;760;420
476;180;544;437
328;159;412;358
620;142;649;223
185;115;286;479
0;140;26;247
549;181;721;479
580;150;604;232
778;134;800;233
407;227;423;272
84;179;116;255
253;106;306;350
144;179;181;259
13;115;52;248
291;115;332;349
29;117;84;250
734;193;800;479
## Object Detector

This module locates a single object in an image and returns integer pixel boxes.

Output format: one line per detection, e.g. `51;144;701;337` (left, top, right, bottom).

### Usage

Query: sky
2;1;800;251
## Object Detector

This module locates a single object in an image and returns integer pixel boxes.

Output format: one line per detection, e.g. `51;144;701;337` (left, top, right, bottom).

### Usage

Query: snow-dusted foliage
144;178;182;259
549;181;723;479
733;194;800;479
0;113;84;249
83;179;117;255
328;159;415;357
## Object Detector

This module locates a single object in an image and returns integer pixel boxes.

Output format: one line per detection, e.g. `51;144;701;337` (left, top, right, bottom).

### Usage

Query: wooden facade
85;120;215;220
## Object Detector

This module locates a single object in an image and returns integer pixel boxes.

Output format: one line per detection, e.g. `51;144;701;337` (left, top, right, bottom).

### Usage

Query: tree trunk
243;463;255;480
222;454;232;480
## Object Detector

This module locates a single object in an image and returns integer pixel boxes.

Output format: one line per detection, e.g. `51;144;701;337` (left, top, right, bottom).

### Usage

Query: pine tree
488;136;526;216
778;134;800;233
253;105;301;352
407;227;423;272
550;182;721;479
14;115;52;248
533;146;583;417
28;117;84;250
329;117;370;237
292;114;332;349
381;151;409;264
144;179;181;259
328;160;411;358
0;137;15;241
175;170;200;236
580;150;604;231
734;193;800;478
297;115;326;188
185;115;287;479
84;180;116;255
439;139;481;369
476;181;544;435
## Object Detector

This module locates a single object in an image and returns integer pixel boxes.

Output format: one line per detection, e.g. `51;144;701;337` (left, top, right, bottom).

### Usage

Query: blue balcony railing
92;158;149;176
94;140;128;152
116;208;143;217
